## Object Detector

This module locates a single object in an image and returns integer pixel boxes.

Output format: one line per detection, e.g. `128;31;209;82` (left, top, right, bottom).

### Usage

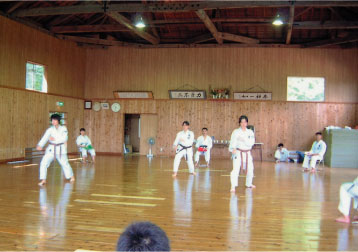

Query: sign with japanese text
113;91;153;99
233;92;272;100
169;90;206;99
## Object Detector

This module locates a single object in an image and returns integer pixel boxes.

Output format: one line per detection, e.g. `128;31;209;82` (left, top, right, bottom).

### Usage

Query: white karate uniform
173;130;195;173
338;177;358;216
275;148;289;162
38;125;74;180
229;127;255;188
302;140;327;169
76;135;96;157
194;135;213;164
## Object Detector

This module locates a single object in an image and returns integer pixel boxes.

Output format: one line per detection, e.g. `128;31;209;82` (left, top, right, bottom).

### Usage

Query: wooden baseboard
0;157;25;164
96;152;122;156
1;152;81;164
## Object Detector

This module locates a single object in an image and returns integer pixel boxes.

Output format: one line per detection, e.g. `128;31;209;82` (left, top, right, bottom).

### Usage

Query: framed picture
169;90;206;99
84;101;92;109
101;102;110;109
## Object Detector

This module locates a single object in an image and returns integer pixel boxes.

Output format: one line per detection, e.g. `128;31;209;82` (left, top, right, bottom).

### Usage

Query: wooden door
140;114;158;155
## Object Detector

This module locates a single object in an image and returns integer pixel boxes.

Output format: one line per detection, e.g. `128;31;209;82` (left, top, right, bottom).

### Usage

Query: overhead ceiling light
272;14;284;26
134;15;146;28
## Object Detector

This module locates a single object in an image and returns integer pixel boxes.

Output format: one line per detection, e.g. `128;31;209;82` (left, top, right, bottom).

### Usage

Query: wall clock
111;102;121;112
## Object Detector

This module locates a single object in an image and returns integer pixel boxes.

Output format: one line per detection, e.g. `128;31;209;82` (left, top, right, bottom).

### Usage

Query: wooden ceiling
1;1;358;49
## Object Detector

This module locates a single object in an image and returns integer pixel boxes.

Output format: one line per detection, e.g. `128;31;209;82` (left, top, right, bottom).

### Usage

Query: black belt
176;144;192;160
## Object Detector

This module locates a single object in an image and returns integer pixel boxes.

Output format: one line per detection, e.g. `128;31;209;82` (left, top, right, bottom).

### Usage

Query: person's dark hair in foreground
116;222;170;251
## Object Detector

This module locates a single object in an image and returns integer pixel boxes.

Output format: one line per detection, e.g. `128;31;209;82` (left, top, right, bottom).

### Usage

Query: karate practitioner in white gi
335;177;358;223
229;115;255;192
76;128;96;163
274;143;290;163
172;121;195;177
36;114;75;186
194;127;213;167
302;132;327;173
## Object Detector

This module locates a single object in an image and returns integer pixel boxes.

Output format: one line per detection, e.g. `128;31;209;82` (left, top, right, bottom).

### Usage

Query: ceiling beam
51;24;128;33
13;1;358;17
144;12;160;40
6;1;25;14
195;9;222;44
304;34;358;47
213;9;223;32
131;43;302;49
294;21;358;29
186;33;214;44
107;12;159;44
286;4;295;44
47;14;75;27
56;34;137;47
151;18;273;25
294;7;313;19
219;32;259;44
142;0;160;41
49;20;358;35
328;7;344;20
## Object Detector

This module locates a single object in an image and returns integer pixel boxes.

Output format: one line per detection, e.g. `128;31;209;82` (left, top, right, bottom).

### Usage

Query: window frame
25;61;48;93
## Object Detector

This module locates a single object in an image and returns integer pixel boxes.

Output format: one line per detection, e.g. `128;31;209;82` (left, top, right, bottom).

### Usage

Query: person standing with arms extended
37;114;75;186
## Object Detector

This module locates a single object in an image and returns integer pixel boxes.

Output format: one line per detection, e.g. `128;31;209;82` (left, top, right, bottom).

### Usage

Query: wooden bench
25;147;44;160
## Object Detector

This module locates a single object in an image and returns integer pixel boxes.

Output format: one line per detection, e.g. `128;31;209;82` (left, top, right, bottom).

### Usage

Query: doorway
124;114;140;153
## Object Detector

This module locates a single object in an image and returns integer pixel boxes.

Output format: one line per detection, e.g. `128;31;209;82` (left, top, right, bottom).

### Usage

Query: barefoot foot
38;180;46;186
172;173;177;178
70;176;75;182
335;216;350;223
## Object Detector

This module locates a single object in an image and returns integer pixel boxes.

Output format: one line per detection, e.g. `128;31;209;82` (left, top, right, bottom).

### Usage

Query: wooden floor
0;155;357;251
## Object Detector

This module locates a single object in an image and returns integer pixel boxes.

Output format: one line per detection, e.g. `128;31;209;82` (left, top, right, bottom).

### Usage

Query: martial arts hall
1;1;358;251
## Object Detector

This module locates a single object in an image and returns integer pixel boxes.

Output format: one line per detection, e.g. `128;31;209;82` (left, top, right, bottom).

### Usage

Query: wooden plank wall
0;87;84;161
84;100;357;160
0;15;86;161
84;47;358;102
0;16;86;98
84;46;358;160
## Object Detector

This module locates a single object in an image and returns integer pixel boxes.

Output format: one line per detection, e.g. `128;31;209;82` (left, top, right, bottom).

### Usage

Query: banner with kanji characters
169;90;206;99
233;92;272;100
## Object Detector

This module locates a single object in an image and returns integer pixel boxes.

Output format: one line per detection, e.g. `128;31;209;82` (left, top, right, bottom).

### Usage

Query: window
26;62;47;93
49;112;67;126
287;77;325;101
